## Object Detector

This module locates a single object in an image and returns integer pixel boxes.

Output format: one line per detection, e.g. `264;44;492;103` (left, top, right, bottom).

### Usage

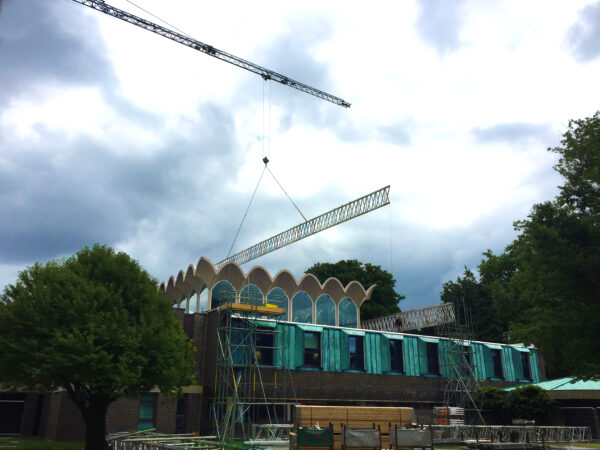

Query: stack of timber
292;405;416;449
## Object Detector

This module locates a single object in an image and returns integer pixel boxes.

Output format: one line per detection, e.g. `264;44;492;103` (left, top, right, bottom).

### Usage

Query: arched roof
160;257;376;308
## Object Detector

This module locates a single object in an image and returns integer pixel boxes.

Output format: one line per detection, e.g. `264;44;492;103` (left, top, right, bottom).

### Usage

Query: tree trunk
84;395;110;450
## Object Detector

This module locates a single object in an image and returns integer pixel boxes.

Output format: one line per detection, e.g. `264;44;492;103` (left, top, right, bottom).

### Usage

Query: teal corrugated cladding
321;327;342;372
403;336;420;376
472;343;487;379
530;350;541;382
438;340;453;378
364;332;382;374
511;348;524;381
501;346;516;381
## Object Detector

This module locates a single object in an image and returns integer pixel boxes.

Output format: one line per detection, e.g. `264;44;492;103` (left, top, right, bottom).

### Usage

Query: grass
0;437;83;450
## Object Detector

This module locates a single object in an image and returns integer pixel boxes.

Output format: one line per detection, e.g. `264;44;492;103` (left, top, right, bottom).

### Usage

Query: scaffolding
211;299;296;442
438;301;484;424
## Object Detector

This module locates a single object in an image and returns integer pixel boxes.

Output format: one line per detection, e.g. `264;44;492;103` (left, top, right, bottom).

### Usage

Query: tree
0;245;195;450
442;111;600;380
305;260;404;321
440;267;508;343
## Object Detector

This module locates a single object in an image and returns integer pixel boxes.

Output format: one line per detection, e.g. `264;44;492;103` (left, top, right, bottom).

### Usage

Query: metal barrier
430;425;592;443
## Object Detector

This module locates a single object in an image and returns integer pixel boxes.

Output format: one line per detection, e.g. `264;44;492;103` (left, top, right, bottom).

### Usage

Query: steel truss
431;425;592;443
71;0;350;108
211;304;296;441
361;302;456;332
216;186;390;270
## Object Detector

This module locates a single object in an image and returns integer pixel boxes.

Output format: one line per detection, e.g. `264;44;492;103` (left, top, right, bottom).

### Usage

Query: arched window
292;291;313;323
210;280;236;310
267;287;289;319
198;286;209;312
316;294;335;326
240;284;263;306
339;297;358;328
188;290;197;313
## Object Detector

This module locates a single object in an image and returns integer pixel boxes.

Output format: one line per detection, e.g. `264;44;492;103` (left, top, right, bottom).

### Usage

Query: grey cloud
566;1;600;62
472;122;556;145
416;0;466;55
0;102;240;265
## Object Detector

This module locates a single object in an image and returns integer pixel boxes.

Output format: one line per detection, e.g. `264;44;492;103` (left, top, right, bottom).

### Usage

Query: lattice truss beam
362;302;456;332
71;0;351;107
216;186;390;270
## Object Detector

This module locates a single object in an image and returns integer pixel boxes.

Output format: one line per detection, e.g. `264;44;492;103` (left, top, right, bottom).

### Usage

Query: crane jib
71;0;351;107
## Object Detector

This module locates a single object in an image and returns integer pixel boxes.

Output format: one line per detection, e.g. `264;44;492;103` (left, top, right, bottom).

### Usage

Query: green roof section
506;377;600;391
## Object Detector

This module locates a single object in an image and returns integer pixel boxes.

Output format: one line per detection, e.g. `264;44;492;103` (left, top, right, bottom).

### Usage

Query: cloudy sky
1;0;600;310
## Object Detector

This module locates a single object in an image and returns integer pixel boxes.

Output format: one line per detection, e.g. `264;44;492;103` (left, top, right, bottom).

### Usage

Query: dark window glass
521;352;531;380
349;336;364;370
256;331;274;366
491;349;504;379
462;345;473;376
426;343;440;374
304;332;321;368
390;340;404;372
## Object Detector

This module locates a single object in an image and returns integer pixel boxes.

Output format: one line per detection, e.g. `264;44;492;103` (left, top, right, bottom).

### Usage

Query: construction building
5;258;542;441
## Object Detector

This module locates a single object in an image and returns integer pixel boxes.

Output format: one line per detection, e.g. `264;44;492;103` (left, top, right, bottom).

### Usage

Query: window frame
520;351;531;380
426;342;440;375
137;393;157;431
491;348;504;379
303;331;321;369
255;329;275;366
389;339;404;373
348;335;365;371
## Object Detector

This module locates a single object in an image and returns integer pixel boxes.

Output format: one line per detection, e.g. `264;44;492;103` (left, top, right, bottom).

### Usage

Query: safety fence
431;425;592;443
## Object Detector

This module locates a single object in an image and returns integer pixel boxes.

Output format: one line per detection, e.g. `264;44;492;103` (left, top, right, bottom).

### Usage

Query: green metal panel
530;350;541;382
417;337;429;375
510;347;523;381
365;332;380;374
380;334;391;373
438;339;452;378
502;346;516;381
403;336;420;376
340;330;350;370
482;345;494;379
294;325;305;368
472;343;487;379
274;324;283;368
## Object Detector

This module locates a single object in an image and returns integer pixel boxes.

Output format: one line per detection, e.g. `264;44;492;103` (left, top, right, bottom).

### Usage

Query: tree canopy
0;245;195;450
441;111;600;380
305;259;404;321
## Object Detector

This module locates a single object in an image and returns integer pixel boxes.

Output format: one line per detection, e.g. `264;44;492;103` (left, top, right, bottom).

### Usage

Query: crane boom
215;186;390;270
71;0;351;108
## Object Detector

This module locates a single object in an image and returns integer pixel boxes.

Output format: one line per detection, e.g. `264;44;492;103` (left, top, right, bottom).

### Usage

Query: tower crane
71;0;351;107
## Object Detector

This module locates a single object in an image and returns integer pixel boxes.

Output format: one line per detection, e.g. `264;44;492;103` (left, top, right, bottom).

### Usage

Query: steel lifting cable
226;165;267;259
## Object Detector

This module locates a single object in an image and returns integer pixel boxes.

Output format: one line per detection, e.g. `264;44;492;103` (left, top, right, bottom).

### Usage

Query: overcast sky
1;0;600;310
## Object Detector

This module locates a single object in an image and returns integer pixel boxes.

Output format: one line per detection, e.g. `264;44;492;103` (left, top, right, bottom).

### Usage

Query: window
267;287;289;319
303;332;321;368
315;295;335;326
255;331;274;366
462;345;473;376
426;343;440;374
521;352;531;380
291;291;313;323
491;349;504;379
349;336;364;370
240;284;263;306
137;393;156;430
390;340;404;372
339;298;358;328
210;280;236;309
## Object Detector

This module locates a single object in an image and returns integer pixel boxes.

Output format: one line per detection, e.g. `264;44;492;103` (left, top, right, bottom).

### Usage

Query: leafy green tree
440;267;508;342
445;111;600;380
0;245;195;450
507;385;560;425
305;260;404;321
475;386;510;424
